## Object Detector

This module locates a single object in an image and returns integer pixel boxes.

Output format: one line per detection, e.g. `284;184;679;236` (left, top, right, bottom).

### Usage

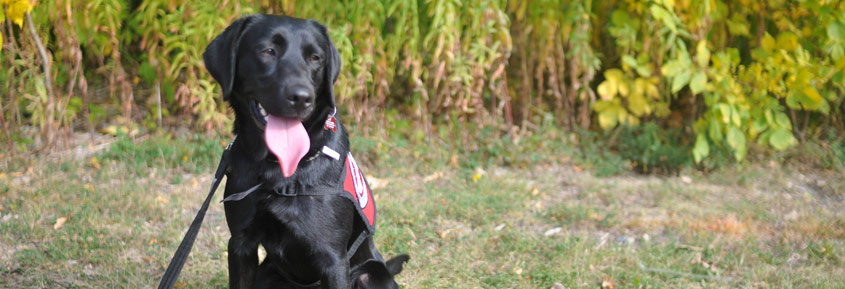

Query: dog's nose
287;88;312;108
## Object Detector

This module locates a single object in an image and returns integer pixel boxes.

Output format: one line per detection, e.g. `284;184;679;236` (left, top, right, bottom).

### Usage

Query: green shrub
615;123;692;175
571;129;629;177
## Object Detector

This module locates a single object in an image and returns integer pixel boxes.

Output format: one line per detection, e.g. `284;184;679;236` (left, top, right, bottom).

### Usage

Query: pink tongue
265;116;310;177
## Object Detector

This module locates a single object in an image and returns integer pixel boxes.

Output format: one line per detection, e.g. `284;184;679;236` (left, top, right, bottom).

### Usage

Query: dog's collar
304;107;340;162
304;146;341;162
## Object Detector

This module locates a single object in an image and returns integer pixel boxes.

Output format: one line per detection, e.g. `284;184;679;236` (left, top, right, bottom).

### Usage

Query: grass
1;132;843;288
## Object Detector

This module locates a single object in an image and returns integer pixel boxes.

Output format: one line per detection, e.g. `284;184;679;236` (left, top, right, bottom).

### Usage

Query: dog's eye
262;48;276;56
309;55;320;62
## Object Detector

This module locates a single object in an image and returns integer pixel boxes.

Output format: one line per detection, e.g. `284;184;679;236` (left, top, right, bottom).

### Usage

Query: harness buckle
274;186;298;197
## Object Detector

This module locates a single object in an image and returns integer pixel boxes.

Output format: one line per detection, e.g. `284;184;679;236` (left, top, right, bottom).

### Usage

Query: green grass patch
1;132;844;288
96;132;225;174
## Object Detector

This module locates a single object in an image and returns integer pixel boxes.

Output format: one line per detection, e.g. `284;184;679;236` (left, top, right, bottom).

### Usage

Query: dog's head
352;254;410;289
204;14;341;177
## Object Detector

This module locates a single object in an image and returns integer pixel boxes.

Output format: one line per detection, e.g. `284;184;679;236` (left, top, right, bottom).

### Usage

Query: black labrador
203;14;408;289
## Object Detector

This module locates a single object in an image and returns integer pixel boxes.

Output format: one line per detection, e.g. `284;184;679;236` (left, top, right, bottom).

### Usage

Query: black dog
203;14;408;289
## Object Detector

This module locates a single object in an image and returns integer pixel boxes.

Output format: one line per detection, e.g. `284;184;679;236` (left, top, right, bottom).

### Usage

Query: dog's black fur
203;14;408;289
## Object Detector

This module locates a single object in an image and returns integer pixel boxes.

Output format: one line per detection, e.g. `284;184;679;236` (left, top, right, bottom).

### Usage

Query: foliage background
1;0;844;170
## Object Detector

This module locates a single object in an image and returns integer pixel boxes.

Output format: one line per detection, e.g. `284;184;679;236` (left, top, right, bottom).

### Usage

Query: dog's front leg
228;236;259;289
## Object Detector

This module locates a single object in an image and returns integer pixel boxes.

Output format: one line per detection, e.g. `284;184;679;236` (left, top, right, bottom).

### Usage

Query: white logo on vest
346;153;368;208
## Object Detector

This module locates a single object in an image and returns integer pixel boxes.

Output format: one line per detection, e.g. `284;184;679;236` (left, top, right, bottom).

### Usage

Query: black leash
156;137;235;289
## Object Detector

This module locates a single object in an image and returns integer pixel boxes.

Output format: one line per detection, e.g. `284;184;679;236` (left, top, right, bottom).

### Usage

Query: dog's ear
352;260;392;289
385;254;410;276
310;20;341;108
355;273;372;288
203;14;256;101
352;256;409;289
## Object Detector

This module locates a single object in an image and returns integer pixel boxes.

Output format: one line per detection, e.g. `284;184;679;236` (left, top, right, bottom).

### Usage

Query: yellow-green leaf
606;69;628;96
595;100;627;130
643;77;660;98
775;112;791;129
661;60;681;76
708;117;722;142
828;21;845;43
605;69;624;83
727;15;750;36
622;111;639;126
622;55;638;70
627;92;650;116
634;78;660;99
635;63;652;77
671;71;691;93
598;110;618;130
690;71;707;94
731;105;741;126
696;40;710;67
801;86;822;109
718;104;731;123
750;118;768;137
769;128;796;150
618;81;629;97
726;126;746;161
593;100;614;112
819;94;831;115
650;5;677;34
6;0;33;28
632;78;645;96
776;32;799;52
597;81;616;100
693;133;710;163
761;33;775;52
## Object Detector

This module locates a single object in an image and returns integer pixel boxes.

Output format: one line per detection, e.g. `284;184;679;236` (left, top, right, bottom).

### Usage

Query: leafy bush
593;0;845;165
1;0;843;172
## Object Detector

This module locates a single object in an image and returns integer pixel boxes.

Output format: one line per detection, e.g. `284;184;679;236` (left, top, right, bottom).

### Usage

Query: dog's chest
262;195;337;224
252;152;377;234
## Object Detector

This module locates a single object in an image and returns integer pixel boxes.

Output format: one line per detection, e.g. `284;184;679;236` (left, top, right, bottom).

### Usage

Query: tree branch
26;12;54;101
